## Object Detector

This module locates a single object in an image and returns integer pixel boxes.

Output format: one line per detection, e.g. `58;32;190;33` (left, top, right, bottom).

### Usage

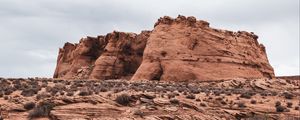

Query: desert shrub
287;102;293;108
13;83;22;90
275;105;286;112
189;87;200;94
4;96;9;100
215;97;223;101
59;91;65;95
240;92;253;99
28;101;55;119
186;94;195;99
62;97;73;104
24;102;36;110
65;81;71;85
45;86;52;92
295;106;299;110
195;98;201;102
170;98;180;104
115;94;131;106
66;91;74;96
36;92;51;100
275;101;281;107
53;83;66;91
165;86;176;92
140;93;156;100
41;82;48;88
99;87;108;92
183;91;188;95
220;100;227;105
4;88;14;95
167;92;176;99
88;100;98;105
237;101;246;108
174;92;180;96
259;92;268;96
113;88;122;93
269;91;278;96
177;87;186;93
213;90;221;96
0;92;3;98
283;92;293;99
160;51;167;57
224;91;232;96
107;93;112;97
133;109;144;117
78;89;92;96
250;99;257;104
200;102;207;107
21;88;39;97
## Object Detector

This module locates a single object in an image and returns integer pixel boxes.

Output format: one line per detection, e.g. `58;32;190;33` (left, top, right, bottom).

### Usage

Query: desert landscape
0;77;299;120
0;15;299;120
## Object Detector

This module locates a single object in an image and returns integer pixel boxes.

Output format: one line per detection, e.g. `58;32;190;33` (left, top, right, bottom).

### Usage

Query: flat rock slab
50;103;125;119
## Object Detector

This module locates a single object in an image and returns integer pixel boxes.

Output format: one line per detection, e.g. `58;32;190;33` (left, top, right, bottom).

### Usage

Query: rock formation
54;31;150;80
54;15;275;81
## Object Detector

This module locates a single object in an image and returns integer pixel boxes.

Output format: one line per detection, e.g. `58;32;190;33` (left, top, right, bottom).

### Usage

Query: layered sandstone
132;16;274;81
54;31;151;80
1;78;300;119
53;15;275;81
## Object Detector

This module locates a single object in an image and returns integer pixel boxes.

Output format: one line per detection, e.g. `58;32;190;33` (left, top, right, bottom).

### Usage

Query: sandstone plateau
53;15;274;81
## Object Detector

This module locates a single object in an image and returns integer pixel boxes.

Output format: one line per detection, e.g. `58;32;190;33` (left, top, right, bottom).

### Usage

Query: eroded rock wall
132;16;274;81
54;31;151;79
54;15;274;81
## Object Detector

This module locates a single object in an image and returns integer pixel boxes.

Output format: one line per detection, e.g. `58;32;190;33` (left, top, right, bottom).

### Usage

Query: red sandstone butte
53;15;274;81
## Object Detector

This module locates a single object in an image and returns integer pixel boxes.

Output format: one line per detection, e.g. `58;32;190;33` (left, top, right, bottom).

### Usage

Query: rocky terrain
0;77;299;120
54;15;274;81
1;16;298;120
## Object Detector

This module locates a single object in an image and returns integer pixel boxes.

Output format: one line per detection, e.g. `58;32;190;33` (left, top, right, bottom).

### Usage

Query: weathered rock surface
0;78;299;120
54;15;274;81
54;31;150;80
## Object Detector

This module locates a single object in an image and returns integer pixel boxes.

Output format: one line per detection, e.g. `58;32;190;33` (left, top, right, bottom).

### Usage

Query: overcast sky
0;0;299;78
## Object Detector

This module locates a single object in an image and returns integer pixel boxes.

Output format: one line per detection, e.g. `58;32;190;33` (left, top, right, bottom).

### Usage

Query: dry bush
287;102;293;108
115;94;132;106
21;88;39;97
250;99;257;104
275;105;286;112
169;98;180;104
283;92;293;99
186;94;195;99
24;102;36;110
28;101;55;119
237;101;246;108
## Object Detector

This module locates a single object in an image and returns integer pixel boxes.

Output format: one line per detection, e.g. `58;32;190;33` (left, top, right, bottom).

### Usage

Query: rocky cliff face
54;31;151;80
54;15;274;81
